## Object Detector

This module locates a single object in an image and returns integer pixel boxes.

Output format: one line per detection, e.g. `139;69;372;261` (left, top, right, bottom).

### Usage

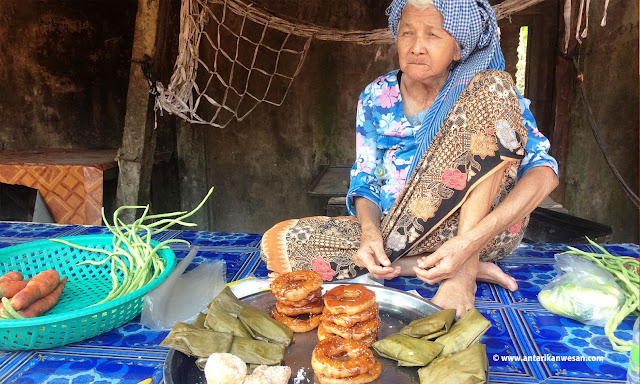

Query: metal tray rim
163;283;439;384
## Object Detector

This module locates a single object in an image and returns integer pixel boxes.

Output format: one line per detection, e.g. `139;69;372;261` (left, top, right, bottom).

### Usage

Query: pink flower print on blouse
442;169;467;190
531;126;544;138
355;157;374;174
356;132;365;151
356;99;365;127
355;135;375;174
390;167;408;198
508;221;523;234
377;86;399;109
311;256;336;280
389;121;407;136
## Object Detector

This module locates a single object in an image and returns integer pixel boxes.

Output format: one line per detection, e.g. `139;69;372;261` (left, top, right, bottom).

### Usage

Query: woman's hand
413;233;479;284
356;226;401;279
354;197;401;280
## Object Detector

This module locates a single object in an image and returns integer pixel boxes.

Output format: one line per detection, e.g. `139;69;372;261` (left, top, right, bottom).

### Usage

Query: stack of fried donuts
318;285;381;347
312;336;382;384
270;270;324;333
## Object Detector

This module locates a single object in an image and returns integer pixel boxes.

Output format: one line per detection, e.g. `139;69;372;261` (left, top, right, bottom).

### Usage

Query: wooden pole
116;0;161;222
549;0;580;204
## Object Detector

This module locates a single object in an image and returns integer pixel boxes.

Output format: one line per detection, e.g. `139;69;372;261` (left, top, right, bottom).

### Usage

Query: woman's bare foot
431;273;477;318
477;262;518;291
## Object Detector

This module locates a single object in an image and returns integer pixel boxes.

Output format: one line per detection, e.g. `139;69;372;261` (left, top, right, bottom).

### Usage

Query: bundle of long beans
51;187;214;306
563;238;640;352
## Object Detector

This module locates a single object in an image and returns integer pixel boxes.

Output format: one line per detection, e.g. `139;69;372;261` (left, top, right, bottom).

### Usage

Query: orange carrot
17;276;67;318
0;280;28;298
10;270;60;311
0;271;23;284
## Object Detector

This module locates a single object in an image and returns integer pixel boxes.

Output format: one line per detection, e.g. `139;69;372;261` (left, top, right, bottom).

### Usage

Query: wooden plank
115;0;161;222
549;0;580;204
525;1;558;139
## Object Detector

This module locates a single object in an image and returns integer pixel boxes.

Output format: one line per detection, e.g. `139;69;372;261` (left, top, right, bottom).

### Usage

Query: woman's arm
416;166;558;283
349;87;400;279
517;94;559;178
346;89;384;216
355;197;401;279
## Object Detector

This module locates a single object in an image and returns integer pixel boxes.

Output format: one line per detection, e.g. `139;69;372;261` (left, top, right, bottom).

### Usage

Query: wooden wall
0;0;637;242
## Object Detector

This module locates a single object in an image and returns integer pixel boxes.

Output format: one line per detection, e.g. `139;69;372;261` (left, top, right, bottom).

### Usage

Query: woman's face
397;6;461;89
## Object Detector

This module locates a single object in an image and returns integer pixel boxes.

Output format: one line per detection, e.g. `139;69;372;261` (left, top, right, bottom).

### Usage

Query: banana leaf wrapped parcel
160;322;233;357
399;308;456;339
239;306;293;346
196;336;286;370
192;312;207;328
211;286;253;316
162;285;290;371
434;308;490;355
229;336;286;366
205;305;253;338
418;343;488;384
371;308;491;381
205;287;293;345
372;334;443;366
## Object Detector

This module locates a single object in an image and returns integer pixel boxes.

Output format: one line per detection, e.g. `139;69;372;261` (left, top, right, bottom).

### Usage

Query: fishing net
152;0;561;128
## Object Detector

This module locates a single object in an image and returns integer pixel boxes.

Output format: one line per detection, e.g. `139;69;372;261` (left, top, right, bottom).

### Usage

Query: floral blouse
347;70;559;216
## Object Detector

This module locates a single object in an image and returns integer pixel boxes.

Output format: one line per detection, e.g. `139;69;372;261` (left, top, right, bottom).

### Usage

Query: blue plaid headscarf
385;0;506;178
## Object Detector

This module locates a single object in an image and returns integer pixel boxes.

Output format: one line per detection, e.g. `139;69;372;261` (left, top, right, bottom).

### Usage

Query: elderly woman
261;0;559;316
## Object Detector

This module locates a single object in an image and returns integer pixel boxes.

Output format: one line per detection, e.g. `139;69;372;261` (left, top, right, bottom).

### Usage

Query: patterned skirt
260;70;530;281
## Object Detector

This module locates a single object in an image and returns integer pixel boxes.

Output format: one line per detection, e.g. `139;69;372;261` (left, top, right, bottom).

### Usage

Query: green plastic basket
0;234;176;350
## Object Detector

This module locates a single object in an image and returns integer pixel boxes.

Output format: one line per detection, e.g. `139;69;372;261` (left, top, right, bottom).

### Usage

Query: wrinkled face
397;6;461;88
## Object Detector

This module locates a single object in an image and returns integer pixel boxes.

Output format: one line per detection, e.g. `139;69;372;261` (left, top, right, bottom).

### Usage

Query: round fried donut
317;321;331;340
275;288;323;307
317;323;378;347
311;336;376;379
276;299;324;316
324;285;376;315
322;303;379;327
270;271;323;302
271;307;322;333
321;317;381;341
316;360;381;384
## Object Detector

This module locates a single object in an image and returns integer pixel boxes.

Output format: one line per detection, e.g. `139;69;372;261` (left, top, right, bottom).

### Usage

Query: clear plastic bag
141;247;227;330
538;253;625;327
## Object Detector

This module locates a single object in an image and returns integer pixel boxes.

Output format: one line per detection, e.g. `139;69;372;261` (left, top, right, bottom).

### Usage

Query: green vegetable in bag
538;253;625;327
556;238;640;352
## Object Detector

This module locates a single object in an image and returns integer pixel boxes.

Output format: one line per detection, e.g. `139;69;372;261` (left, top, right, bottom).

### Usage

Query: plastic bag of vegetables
538;253;625;327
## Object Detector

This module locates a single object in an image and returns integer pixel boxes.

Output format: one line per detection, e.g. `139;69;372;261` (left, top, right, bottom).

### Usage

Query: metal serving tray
163;283;440;384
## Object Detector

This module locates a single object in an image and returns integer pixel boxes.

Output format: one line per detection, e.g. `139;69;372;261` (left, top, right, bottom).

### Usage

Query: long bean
1;297;24;320
50;187;214;306
563;237;640;352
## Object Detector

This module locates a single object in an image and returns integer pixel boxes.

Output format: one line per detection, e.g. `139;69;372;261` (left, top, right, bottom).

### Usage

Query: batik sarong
260;70;529;281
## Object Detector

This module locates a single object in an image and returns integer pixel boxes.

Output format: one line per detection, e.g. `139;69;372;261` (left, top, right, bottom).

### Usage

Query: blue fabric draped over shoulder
386;0;506;178
346;70;558;217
